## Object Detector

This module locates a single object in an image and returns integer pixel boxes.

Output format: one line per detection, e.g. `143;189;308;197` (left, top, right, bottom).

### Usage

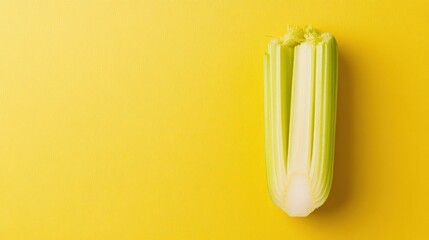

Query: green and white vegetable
264;26;338;217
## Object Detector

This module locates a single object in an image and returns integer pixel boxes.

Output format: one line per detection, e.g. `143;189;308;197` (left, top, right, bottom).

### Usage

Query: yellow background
1;0;428;239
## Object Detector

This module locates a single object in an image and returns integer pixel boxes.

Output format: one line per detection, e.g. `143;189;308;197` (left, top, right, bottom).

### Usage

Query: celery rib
264;26;338;217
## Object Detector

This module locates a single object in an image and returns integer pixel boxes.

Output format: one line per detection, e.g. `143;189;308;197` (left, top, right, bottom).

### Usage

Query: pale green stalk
264;26;338;217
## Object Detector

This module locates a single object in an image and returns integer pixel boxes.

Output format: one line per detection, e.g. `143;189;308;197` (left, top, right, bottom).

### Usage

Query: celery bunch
264;26;338;217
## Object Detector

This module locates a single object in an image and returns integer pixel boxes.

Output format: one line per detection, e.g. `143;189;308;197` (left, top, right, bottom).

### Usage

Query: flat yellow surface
1;1;428;239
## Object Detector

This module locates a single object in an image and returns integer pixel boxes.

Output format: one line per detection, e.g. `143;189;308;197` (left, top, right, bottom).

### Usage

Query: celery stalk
264;26;338;217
